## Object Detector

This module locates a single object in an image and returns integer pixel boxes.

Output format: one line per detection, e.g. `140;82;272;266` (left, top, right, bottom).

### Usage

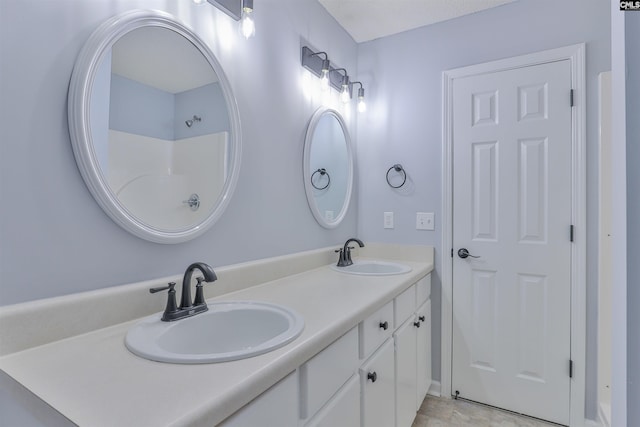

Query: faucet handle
150;282;176;293
193;277;207;306
150;282;179;321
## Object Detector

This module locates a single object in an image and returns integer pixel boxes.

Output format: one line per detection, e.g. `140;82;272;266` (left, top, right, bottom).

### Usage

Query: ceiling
318;0;516;43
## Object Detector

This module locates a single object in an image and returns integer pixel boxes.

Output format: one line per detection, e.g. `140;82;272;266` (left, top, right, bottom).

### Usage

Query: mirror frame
68;9;242;243
303;108;354;229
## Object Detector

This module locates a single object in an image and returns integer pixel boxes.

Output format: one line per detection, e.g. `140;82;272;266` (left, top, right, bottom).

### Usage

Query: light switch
325;210;334;221
416;212;434;230
384;212;394;229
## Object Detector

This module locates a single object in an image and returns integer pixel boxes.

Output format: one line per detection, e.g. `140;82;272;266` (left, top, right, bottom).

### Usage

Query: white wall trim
441;43;587;426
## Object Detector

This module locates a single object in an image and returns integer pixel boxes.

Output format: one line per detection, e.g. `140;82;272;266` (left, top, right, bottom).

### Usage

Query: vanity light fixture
351;81;366;113
301;46;365;108
193;0;256;39
240;0;255;39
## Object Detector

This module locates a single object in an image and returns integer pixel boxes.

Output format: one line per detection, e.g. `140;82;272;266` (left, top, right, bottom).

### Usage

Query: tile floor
412;395;562;427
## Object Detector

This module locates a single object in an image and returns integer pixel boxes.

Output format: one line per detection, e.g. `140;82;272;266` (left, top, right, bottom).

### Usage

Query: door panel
452;60;572;425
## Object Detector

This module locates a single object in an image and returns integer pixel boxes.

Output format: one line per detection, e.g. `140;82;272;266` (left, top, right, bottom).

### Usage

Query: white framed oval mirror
68;10;241;243
303;108;353;228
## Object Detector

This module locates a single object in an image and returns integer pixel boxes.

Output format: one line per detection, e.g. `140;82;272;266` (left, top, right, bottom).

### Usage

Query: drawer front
416;274;432;306
305;375;360;427
219;372;297;427
300;327;359;419
359;301;393;359
359;339;395;427
394;284;416;326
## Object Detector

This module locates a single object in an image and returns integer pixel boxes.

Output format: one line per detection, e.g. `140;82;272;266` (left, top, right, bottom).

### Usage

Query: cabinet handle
379;321;389;330
414;321;421;328
419;316;425;322
367;371;378;383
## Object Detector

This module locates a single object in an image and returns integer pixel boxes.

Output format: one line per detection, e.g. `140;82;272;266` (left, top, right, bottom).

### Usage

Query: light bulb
193;0;205;4
340;85;350;104
320;69;330;92
358;96;367;113
240;8;255;39
357;87;366;112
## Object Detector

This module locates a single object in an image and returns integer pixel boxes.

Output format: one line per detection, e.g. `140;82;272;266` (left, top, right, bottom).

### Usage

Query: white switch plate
384;212;394;229
325;210;334;221
416;212;434;230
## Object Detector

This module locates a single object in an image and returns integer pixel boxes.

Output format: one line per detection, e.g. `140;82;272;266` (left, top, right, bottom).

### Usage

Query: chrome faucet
150;262;217;322
336;238;365;267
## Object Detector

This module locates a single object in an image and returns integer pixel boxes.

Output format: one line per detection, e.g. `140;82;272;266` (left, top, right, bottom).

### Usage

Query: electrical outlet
384;212;394;229
416;212;435;230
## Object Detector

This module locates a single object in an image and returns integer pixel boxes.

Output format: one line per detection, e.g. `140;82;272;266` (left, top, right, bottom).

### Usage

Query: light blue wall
110;73;175;140
174;82;230;139
355;0;610;419
0;0;358;306
626;12;639;427
109;76;230;140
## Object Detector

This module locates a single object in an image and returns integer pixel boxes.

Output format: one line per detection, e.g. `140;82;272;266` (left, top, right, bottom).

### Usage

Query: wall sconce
351;81;366;112
240;0;255;39
301;46;367;112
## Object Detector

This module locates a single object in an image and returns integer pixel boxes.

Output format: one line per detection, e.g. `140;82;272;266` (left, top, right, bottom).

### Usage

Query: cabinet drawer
305;374;360;427
300;327;359;419
359;339;395;427
218;372;297;427
416;274;431;306
394;284;416;326
359;301;393;359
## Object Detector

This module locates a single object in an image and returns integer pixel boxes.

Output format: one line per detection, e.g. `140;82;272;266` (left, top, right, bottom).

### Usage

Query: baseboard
427;381;441;397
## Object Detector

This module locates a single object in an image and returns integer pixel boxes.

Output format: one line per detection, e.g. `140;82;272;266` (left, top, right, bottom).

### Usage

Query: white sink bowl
125;301;304;364
330;260;412;276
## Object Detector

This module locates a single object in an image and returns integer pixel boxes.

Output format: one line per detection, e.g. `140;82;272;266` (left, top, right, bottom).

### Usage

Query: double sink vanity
0;243;434;426
0;8;435;427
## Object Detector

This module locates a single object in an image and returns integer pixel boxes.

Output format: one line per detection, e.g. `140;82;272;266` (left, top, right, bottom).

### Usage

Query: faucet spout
180;262;217;310
337;238;365;267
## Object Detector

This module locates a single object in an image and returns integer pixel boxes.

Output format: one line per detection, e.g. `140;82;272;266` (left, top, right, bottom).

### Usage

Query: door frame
441;43;586;426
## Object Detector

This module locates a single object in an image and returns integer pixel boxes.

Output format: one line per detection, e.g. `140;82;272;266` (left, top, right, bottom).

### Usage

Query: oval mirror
303;108;353;228
68;10;241;243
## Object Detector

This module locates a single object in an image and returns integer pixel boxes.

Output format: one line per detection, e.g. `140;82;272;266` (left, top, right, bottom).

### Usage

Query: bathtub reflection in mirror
69;10;241;243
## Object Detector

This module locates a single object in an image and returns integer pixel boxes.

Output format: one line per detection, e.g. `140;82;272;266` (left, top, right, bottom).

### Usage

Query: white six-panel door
451;60;572;425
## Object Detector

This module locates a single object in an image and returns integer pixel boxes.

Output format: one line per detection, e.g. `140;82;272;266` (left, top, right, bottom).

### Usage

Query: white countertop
0;253;433;426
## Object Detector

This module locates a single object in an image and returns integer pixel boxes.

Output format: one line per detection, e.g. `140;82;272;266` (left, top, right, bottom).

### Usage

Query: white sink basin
125;301;304;364
330;260;412;276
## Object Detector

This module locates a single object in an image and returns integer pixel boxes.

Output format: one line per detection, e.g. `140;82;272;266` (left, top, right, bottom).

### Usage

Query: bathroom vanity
0;244;433;426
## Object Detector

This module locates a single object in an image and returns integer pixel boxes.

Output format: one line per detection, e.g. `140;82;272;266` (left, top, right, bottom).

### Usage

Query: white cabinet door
360;339;395;427
218;372;297;427
306;375;360;427
394;317;418;427
416;299;432;409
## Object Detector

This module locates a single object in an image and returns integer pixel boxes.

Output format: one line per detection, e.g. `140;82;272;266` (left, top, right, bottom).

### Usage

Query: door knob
458;248;480;259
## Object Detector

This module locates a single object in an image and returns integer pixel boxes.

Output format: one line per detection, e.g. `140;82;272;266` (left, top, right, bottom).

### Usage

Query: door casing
441;43;586;426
